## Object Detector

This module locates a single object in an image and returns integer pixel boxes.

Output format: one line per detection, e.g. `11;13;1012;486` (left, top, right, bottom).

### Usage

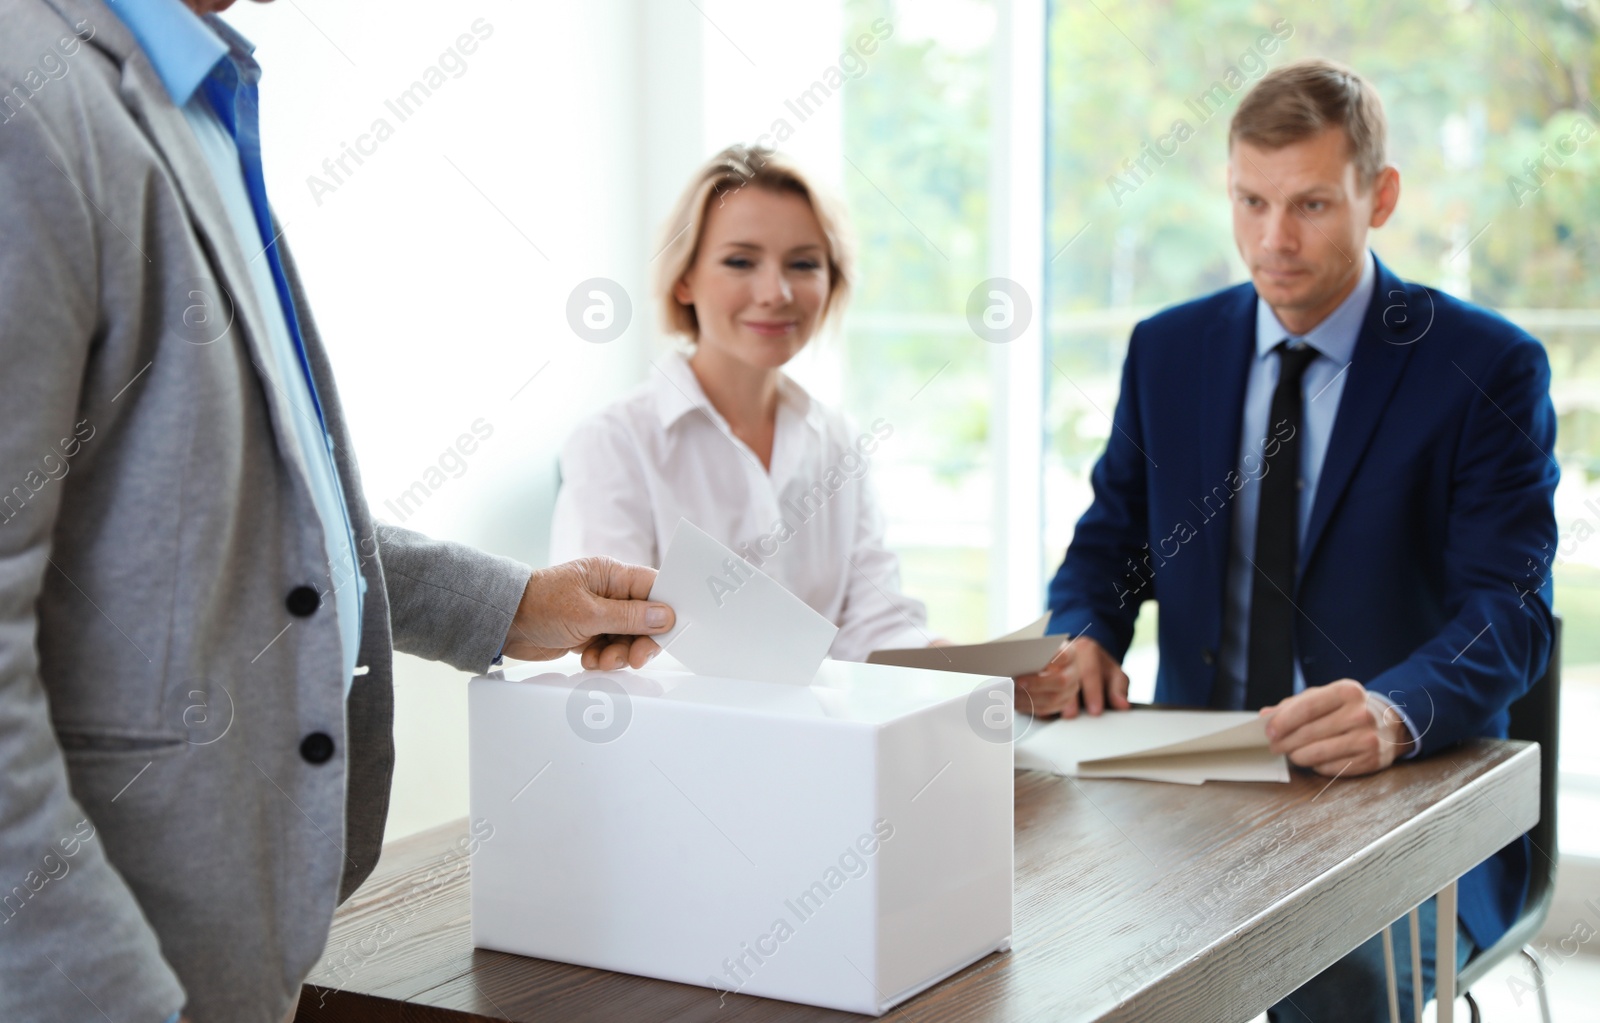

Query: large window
1042;0;1600;852
838;0;998;642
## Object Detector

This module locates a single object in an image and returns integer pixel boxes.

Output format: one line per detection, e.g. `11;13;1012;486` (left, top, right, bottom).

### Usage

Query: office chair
1458;614;1562;1023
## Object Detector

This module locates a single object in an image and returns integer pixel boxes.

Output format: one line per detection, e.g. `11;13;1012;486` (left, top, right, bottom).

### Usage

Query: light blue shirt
107;0;364;710
1217;250;1372;701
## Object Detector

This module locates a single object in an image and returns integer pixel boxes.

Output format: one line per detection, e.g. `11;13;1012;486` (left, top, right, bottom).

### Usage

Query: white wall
231;0;652;840
228;0;843;839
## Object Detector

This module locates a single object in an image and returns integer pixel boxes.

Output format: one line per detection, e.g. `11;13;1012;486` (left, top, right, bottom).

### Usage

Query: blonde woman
550;145;935;661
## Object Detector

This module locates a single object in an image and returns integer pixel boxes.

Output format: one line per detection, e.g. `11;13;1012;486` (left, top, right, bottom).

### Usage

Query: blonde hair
654;144;854;339
1230;58;1388;189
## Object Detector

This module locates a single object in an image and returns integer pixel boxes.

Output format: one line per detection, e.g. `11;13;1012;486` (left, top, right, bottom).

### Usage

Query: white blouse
550;350;931;660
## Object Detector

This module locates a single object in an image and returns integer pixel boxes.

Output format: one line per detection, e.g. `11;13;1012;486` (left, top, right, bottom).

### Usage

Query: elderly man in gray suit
0;1;676;1021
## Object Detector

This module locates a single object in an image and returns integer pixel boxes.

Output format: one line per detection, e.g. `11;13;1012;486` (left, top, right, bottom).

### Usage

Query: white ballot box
468;656;1014;1016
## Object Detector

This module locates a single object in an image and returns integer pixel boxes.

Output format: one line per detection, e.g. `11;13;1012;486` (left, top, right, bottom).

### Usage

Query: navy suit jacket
1046;255;1558;949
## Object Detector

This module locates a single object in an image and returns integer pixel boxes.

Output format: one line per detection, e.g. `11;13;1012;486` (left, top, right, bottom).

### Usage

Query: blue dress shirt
1214;249;1417;744
105;0;365;705
1216;249;1370;700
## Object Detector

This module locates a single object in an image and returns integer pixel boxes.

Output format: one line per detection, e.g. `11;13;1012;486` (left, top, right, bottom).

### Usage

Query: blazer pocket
56;733;192;831
55;730;188;760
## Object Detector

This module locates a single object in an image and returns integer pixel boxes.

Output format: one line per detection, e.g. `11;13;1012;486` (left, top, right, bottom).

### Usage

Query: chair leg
1410;907;1424;1023
1463;990;1481;1023
1381;924;1401;1023
1518;947;1553;1023
1438;882;1458;1023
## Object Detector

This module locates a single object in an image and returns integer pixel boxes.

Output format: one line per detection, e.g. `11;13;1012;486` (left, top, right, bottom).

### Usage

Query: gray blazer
0;2;533;1020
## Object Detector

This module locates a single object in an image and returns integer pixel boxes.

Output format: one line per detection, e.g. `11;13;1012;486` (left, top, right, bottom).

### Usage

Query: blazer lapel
1196;286;1258;581
62;0;311;479
1299;257;1421;576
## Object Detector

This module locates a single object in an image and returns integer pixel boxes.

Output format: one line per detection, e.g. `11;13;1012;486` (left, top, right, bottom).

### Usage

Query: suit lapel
1298;257;1421;576
58;0;310;478
1196;286;1258;579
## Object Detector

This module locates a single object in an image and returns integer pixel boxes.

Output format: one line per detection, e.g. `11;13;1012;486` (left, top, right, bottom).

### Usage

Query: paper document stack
867;614;1064;677
1016;709;1290;784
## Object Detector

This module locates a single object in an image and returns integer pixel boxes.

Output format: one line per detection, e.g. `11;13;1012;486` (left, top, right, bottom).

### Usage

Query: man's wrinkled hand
500;557;675;670
1014;635;1131;718
1261;679;1414;777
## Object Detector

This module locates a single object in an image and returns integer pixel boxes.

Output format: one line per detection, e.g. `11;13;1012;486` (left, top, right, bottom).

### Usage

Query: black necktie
1245;341;1320;710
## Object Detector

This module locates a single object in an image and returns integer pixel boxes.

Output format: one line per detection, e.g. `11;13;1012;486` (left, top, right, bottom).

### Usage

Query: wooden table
295;739;1537;1023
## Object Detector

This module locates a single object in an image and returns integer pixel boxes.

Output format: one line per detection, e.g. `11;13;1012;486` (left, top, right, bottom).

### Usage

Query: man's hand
500;557;675;670
1261;679;1415;777
1014;635;1130;718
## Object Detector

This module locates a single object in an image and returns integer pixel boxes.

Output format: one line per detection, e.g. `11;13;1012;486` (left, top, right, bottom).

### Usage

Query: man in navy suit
1023;59;1557;1021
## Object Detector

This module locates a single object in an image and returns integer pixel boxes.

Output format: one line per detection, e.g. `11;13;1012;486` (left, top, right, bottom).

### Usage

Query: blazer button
1200;648;1216;666
286;586;321;617
300;732;335;765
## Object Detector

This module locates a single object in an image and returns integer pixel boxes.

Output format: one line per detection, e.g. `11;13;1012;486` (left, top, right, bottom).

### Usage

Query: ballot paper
1014;708;1290;784
867;614;1067;678
646;520;838;686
